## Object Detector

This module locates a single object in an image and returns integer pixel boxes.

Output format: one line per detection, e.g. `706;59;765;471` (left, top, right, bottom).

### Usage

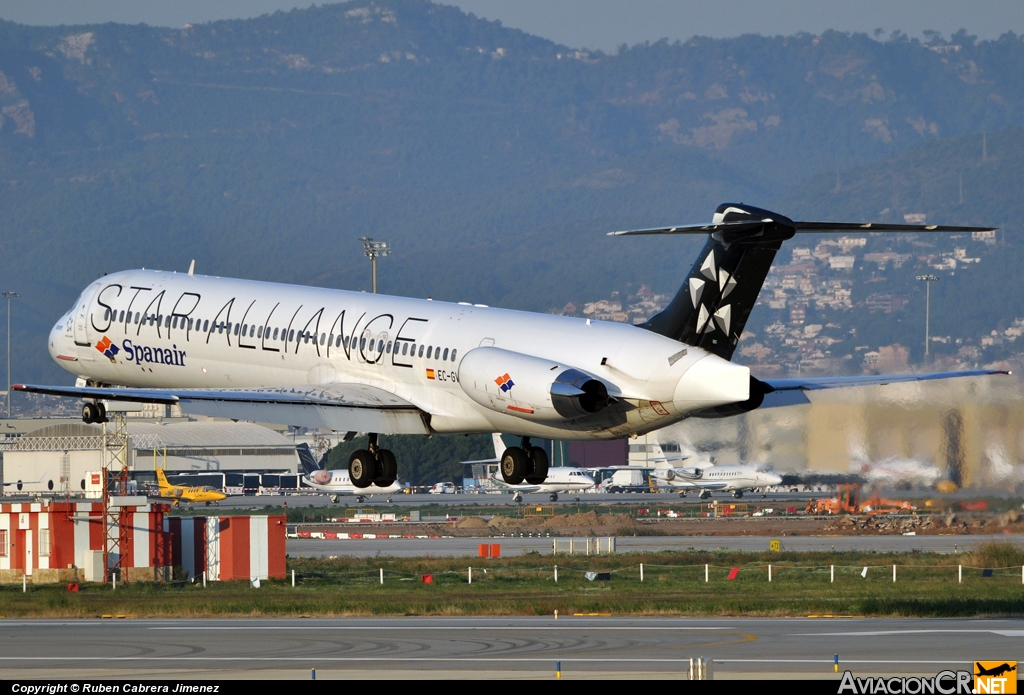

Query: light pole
359;237;391;294
916;275;939;363
1;291;19;417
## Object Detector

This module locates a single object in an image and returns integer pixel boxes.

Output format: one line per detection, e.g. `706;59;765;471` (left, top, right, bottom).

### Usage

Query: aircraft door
73;285;100;347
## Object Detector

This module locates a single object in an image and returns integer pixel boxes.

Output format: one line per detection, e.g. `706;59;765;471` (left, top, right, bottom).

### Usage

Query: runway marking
0;657;701;663
147;626;729;631
714;660;974;664
795;630;1024;637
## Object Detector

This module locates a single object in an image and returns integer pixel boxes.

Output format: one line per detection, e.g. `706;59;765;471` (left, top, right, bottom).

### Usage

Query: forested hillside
2;0;1024;387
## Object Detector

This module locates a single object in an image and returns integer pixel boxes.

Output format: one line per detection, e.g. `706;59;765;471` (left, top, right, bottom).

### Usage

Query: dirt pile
823;512;1024;535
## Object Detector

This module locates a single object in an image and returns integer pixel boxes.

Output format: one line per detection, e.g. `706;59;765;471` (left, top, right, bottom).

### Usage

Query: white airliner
304;469;403;503
17;203;1006;490
651;460;783;499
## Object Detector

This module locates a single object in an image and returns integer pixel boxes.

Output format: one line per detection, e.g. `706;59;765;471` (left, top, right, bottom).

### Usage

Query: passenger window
172;316;178;329
378;341;384;353
368;339;375;352
134;313;140;324
343;335;349;348
288;329;295;342
103;308;110;321
336;335;342;347
118;310;125;323
402;343;409;356
203;320;209;332
272;328;278;340
451;349;457;362
320;333;326;345
443;348;449;360
426;346;432;359
386;341;392;353
418;345;424;358
258;326;263;339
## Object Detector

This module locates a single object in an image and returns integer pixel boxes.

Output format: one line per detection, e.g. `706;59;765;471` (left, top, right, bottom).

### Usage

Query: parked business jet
651;460;783;499
491;467;596;503
17;204;1006;491
296;443;402;502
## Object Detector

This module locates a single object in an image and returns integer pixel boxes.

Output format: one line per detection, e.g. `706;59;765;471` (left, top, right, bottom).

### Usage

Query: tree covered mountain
2;0;1024;388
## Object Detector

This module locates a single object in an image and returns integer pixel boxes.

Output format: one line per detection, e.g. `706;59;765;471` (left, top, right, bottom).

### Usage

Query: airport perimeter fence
288;560;1024;588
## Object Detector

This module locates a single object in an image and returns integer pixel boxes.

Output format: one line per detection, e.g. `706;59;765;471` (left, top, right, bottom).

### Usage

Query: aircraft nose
49;316;73;362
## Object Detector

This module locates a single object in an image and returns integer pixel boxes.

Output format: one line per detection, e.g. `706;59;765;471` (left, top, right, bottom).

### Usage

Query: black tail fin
612;203;995;361
640;203;795;360
296;443;323;476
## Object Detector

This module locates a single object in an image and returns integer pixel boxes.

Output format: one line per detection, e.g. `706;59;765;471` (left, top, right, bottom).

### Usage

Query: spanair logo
94;336;186;368
95;336;119;362
495;373;514;393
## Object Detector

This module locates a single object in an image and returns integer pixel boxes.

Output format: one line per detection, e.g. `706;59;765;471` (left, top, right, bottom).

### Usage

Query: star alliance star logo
690;250;736;337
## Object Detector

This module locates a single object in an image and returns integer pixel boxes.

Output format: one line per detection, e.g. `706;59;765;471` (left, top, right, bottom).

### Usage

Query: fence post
569;538;573;555
893;564;896;583
380;568;383;585
831;565;834;583
553;538;557;555
468;567;472;584
640;563;644;582
705;564;709;583
554;565;558;583
292;569;295;587
768;564;772;583
203;570;206;588
959;565;962;584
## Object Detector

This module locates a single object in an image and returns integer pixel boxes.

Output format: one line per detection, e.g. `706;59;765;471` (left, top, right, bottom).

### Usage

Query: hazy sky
0;0;1022;51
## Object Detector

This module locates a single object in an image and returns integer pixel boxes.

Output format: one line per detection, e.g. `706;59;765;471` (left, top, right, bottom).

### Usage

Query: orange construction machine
805;484;915;515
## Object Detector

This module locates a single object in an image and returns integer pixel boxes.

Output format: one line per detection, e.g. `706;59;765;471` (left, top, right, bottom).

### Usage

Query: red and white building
0;500;171;583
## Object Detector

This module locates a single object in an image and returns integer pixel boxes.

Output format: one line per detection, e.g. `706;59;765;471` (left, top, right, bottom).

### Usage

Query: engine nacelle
459;347;611;422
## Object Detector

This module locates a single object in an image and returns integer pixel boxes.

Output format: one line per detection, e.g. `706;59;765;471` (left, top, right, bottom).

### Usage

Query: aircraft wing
757;369;1011;409
13;383;430;434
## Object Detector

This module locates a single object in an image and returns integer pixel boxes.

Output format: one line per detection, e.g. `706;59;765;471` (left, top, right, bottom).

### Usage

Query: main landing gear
732;490;745;499
348;433;398;489
82;401;107;424
699;490;712;500
500;437;549;485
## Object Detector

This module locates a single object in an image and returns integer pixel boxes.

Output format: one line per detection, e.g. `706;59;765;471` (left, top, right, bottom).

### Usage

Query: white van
429;482;456;494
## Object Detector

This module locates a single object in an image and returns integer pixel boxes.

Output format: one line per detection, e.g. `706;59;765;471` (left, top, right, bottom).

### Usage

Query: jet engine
652;467;703;482
459;347;612;421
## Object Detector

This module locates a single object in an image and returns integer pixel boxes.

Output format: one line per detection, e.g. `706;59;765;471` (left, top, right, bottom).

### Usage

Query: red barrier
727;567;739;580
478;543;489;558
489;544;501;558
422;574;433;584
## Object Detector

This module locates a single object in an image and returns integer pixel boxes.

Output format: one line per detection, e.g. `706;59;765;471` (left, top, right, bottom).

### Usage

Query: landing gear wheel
700;490;711;500
356;495;366;503
349;449;379;488
525;446;549;485
500;447;528;485
549;492;558;502
376;449;397;487
512;491;523;504
679;492;687;498
733;490;744;499
330;494;340;504
82;402;106;424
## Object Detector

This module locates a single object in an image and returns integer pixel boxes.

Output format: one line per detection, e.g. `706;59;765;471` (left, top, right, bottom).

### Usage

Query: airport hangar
0;419;309;497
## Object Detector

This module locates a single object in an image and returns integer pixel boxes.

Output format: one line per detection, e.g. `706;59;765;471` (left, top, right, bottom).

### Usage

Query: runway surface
0;617;1018;680
289;534;1024;558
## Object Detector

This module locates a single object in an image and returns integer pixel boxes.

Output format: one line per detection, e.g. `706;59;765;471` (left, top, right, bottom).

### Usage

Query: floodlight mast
359;237;391;294
1;291;19;417
916;275;939;362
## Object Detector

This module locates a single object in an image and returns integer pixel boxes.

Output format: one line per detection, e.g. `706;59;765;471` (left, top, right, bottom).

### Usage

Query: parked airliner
17;204;1006;490
651;460;783;499
296;443;402;502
